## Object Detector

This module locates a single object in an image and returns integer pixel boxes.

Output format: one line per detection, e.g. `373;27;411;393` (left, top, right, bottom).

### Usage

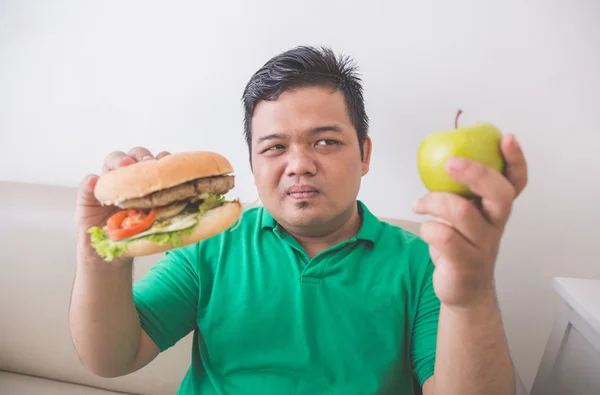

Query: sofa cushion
0;182;192;395
0;371;135;395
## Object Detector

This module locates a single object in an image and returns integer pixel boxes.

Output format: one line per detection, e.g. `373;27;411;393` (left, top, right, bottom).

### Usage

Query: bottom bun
124;200;243;257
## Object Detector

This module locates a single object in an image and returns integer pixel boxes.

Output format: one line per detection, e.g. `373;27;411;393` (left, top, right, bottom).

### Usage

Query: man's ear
361;136;372;176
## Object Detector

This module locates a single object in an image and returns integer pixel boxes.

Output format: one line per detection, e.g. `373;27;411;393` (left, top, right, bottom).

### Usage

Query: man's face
250;86;372;236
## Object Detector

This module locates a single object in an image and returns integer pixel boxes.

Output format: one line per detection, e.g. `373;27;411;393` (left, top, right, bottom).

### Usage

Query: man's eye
262;144;285;153
316;140;340;146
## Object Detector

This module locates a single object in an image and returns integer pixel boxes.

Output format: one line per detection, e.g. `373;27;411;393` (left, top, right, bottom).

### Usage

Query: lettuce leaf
198;193;225;216
88;194;226;262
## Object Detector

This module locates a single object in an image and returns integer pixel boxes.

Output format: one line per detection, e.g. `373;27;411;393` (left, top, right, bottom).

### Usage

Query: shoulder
357;201;428;261
376;221;439;318
238;205;264;223
225;204;264;236
375;219;433;283
377;219;429;259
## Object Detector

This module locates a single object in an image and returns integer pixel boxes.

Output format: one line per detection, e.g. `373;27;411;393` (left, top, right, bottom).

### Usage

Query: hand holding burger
75;147;242;263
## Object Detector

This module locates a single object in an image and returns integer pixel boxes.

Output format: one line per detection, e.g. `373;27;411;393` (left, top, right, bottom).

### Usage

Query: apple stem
455;109;462;129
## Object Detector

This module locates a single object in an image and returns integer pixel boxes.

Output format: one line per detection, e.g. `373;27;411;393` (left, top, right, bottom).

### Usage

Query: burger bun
94;151;234;206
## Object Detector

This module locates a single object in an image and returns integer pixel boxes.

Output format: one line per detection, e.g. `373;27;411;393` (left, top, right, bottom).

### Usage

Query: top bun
94;151;234;205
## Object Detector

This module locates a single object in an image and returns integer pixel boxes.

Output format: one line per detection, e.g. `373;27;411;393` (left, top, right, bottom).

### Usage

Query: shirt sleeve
411;257;440;387
132;245;199;352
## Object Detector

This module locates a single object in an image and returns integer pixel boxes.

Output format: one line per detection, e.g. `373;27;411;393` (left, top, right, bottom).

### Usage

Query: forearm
431;291;515;395
69;255;142;377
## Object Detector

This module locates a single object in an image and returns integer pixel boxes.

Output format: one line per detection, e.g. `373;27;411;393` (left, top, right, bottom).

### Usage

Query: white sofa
0;180;528;394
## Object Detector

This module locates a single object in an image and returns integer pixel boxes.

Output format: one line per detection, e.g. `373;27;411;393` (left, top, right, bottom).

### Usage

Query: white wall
1;0;599;390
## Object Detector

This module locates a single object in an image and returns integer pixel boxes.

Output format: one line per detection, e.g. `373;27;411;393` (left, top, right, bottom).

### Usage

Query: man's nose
285;149;317;177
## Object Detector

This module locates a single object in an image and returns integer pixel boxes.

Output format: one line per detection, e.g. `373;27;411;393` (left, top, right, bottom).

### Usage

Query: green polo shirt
133;201;440;395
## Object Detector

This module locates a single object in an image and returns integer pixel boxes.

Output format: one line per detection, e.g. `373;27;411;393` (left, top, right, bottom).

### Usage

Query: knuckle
501;181;517;203
103;150;132;172
439;227;454;244
128;146;151;156
78;174;94;189
104;150;126;164
106;150;125;159
423;220;453;245
453;199;473;222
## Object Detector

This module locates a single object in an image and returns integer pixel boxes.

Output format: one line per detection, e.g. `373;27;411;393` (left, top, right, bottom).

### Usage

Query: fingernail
142;155;153;160
446;157;468;171
119;157;134;166
87;175;98;188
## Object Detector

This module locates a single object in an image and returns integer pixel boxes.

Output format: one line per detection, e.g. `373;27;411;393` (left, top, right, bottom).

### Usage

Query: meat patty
117;175;234;209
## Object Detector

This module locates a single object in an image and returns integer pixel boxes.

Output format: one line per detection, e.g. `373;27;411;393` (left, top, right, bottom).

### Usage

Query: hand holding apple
417;110;505;198
413;111;528;308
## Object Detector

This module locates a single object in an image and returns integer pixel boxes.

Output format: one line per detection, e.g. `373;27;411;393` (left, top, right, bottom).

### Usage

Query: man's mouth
287;185;320;199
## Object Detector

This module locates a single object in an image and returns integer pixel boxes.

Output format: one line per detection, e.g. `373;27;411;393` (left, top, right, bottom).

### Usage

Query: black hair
241;45;369;162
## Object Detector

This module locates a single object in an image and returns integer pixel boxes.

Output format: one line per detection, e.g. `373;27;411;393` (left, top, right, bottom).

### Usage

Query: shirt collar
260;205;277;230
353;201;382;246
260;200;382;246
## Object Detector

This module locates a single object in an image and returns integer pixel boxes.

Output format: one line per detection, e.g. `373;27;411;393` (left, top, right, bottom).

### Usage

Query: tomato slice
107;208;157;240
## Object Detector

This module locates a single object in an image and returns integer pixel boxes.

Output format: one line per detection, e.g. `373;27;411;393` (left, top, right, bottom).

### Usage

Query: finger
501;134;528;198
128;146;154;162
76;174;99;205
102;151;136;173
445;157;515;227
156;151;171;159
420;220;480;266
412;191;488;247
75;175;102;230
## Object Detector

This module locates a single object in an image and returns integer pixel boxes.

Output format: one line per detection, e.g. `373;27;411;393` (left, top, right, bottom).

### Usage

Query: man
70;46;528;394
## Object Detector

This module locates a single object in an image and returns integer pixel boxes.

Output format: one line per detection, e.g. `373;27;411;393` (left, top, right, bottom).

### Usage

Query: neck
285;203;362;258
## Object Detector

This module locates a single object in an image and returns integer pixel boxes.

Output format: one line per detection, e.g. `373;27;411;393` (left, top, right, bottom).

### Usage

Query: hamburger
87;151;242;261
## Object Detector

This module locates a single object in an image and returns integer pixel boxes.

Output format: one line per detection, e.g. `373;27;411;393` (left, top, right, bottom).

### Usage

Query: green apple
417;110;505;198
